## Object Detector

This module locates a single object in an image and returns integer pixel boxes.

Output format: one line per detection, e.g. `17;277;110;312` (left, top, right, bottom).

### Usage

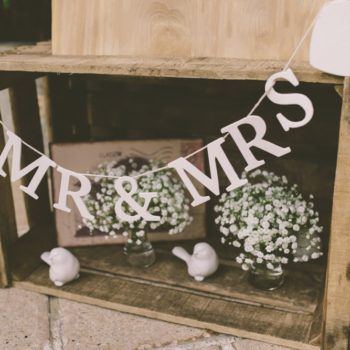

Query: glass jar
123;231;155;268
249;265;285;290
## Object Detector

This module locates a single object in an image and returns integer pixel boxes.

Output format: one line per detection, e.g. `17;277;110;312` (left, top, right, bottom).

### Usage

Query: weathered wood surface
72;244;323;315
323;78;350;350
0;42;342;84
308;294;324;347
9;78;51;228
14;264;319;350
0;111;17;287
53;0;326;61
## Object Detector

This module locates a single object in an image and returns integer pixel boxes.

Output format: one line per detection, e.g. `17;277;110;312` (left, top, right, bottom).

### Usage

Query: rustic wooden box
52;0;327;60
0;42;349;350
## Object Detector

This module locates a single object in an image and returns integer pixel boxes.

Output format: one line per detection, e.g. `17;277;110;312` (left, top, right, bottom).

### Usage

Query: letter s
265;68;314;132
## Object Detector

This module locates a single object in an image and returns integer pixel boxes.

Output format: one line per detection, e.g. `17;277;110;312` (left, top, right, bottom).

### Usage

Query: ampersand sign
114;176;160;223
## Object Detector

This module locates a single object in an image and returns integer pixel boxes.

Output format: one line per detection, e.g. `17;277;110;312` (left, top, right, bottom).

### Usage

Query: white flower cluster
214;169;323;272
82;158;193;244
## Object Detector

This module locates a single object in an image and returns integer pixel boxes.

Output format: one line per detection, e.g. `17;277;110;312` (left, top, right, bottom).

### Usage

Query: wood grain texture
14;264;319;350
9;78;51;228
0;42;342;84
72;244;323;315
323;78;350;350
52;0;326;61
0;111;17;287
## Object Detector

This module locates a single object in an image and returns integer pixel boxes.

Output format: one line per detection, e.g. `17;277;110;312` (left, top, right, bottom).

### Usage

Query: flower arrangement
214;169;323;274
82;157;193;245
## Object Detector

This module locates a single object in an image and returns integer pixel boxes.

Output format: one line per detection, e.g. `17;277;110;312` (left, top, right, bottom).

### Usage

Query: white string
0;8;322;181
283;13;321;72
0;119;47;158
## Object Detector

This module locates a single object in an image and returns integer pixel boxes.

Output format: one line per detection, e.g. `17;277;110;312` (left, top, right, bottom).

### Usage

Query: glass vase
123;231;155;268
249;265;285;291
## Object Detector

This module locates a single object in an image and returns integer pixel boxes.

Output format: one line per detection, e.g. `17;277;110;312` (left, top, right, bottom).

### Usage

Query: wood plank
0;42;342;84
0;89;30;235
0;111;17;287
71;244;322;315
323;78;350;349
308;294;324;347
14;264;318;350
9;78;51;227
53;0;326;62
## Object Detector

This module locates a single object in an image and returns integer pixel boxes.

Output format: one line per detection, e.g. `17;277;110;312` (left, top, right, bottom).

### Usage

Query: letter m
168;137;247;207
0;130;56;199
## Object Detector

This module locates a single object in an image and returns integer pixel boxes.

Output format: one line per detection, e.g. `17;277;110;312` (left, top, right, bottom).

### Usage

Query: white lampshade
310;0;350;77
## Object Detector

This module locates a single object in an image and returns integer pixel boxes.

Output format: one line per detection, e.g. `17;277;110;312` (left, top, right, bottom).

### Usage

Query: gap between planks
78;265;313;316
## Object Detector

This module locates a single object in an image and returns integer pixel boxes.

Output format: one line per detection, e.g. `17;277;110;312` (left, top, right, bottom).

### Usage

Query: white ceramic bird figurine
172;243;219;281
41;247;80;287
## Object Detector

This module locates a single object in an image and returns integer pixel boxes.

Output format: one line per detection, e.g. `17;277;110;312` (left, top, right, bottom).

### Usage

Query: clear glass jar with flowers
83;157;193;268
214;169;323;290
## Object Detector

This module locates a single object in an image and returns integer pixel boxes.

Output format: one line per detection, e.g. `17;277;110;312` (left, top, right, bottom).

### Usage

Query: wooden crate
52;0;327;60
0;42;349;350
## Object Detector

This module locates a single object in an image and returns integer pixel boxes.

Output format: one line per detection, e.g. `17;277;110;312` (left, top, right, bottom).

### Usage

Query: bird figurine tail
172;246;191;263
41;251;51;266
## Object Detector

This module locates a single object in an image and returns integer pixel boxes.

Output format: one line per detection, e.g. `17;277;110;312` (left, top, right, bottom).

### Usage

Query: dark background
0;0;51;41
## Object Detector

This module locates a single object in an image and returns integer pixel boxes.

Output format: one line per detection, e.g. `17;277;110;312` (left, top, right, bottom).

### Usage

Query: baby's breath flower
82;158;192;244
215;170;323;272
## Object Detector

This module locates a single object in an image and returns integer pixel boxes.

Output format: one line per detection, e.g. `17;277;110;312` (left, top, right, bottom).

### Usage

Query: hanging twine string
0;8;322;180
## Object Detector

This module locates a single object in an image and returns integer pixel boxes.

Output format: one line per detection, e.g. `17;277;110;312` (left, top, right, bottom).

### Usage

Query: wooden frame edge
323;77;350;349
14;279;319;350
